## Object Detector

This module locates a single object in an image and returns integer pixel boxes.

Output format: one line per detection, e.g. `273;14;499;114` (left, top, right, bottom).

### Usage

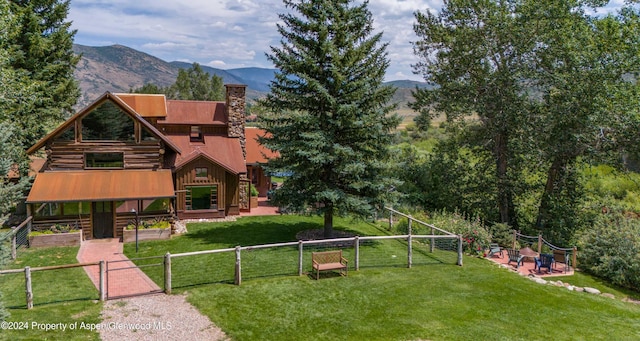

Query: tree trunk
324;204;334;238
536;158;564;230
495;132;515;227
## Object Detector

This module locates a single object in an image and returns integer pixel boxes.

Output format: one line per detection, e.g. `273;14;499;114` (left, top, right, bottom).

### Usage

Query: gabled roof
159;100;227;125
167;134;247;175
113;93;168;117
26;92;181;155
245;127;279;164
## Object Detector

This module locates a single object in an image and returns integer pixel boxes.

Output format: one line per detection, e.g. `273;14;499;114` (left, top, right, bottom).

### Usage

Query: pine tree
259;0;399;237
5;0;80;149
0;0;35;322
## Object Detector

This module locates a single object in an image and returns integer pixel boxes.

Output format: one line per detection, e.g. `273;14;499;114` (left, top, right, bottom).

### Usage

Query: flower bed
123;227;171;243
29;231;82;247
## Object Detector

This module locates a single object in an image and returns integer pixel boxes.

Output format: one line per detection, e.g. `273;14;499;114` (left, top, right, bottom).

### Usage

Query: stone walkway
76;238;160;298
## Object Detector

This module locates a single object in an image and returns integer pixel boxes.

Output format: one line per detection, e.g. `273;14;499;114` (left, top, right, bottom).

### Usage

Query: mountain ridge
72;44;425;115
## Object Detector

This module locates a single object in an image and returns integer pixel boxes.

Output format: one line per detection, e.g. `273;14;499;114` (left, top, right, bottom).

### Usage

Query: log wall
45;141;164;171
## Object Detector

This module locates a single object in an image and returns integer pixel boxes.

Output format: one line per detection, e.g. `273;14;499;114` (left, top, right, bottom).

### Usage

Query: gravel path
99;294;227;341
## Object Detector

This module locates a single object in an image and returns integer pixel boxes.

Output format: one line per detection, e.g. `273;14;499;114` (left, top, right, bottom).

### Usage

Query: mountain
72;44;427;120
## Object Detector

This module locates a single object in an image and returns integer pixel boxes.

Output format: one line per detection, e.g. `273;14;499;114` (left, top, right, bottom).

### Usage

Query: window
34;202;90;217
185;185;218;210
54;126;75;141
195;167;208;179
143;198;170;212
190;126;202;142
85;153;124;169
81;101;135;141
141;127;158;141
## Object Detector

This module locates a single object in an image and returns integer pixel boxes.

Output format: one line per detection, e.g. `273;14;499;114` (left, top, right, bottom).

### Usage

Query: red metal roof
167;134;247;174
27;93;181;155
245;127;279;164
159;100;227;125
113;93;167;117
26;170;175;203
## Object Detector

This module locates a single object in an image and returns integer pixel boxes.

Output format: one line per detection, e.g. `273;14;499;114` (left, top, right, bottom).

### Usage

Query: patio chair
534;253;554;274
552;249;571;273
488;243;503;258
506;249;524;269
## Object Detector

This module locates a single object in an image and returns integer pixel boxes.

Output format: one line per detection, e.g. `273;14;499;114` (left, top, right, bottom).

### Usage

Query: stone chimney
225;84;247;159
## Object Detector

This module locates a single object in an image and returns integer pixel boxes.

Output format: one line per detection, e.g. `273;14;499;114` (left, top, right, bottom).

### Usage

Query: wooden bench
312;250;348;280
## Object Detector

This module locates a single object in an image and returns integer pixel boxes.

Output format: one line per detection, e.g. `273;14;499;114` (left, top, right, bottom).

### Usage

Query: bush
577;212;640;291
250;184;259;197
393;209;491;255
488;222;513;248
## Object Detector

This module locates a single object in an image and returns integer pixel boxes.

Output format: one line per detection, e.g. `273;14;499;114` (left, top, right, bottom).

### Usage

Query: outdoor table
519;247;539;262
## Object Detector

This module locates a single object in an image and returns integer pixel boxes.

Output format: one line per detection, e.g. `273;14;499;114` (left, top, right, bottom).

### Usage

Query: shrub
577;212;640;291
488;222;513;248
250;184;259;197
393;209;491;255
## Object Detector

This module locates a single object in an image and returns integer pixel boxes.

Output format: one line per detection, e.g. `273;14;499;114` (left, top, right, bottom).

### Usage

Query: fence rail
0;216;32;259
0;261;104;309
164;232;463;293
513;230;577;267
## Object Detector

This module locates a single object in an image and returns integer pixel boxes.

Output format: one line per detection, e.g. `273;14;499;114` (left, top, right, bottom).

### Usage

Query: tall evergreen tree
259;0;399;237
5;0;80;149
0;0;35;322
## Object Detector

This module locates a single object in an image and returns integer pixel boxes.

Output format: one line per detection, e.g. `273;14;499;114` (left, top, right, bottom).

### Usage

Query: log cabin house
24;84;268;241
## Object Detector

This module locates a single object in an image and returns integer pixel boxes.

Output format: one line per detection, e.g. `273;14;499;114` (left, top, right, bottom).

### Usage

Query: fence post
572;246;577;269
354;236;360;271
11;233;17;260
457;236;463;266
407;218;412;269
99;261;105;301
388;210;393;230
234;246;242;286
25;266;33;309
298;241;303;276
512;230;517;249
537;234;542;254
164;252;172;294
430;226;435;253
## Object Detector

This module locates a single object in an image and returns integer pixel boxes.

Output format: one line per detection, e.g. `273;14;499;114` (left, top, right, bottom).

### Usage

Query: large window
81;101;135;141
34;202;91;217
186;185;218;210
85;152;124;169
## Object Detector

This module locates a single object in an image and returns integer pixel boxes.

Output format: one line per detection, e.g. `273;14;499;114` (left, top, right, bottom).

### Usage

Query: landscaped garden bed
28;224;82;247
123;219;172;242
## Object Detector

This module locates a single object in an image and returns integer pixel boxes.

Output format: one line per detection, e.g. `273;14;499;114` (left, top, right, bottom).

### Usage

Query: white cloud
68;1;437;80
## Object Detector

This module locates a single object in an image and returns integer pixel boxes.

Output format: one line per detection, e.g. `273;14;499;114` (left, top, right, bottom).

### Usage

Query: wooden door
92;202;114;238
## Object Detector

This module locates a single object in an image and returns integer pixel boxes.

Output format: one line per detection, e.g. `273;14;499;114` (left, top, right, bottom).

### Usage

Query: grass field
123;215;640;341
0;246;102;340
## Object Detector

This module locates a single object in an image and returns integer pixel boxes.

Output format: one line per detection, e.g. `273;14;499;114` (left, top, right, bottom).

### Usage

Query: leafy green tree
412;0;640;243
167;63;224;101
412;0;531;228
5;0;80;149
523;2;640;242
131;83;169;95
259;0;399;237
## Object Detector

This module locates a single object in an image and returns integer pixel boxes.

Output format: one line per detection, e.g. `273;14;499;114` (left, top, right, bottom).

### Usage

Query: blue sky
68;0;627;82
68;0;443;82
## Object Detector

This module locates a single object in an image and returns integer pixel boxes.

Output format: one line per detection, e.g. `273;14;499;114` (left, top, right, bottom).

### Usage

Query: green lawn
123;215;640;341
0;246;102;340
